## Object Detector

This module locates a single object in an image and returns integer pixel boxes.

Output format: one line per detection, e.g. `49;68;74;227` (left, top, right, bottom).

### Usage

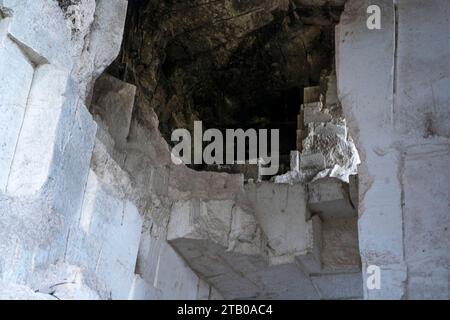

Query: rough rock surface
1;0;448;301
275;72;360;184
337;0;450;299
0;0;129;299
0;0;361;300
85;63;363;299
109;0;345;157
300;74;360;183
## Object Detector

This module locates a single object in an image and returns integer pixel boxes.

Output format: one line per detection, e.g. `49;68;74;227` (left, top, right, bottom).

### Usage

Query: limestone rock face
337;0;450;300
0;0;362;300
0;0;129;298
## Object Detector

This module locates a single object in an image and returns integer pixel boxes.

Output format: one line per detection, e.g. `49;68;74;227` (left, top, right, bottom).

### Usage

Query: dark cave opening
108;0;343;176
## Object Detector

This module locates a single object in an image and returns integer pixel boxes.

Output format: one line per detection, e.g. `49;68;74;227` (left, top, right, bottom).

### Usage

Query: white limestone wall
0;0;127;298
337;0;450;299
90;73;225;300
0;0;212;300
1;0;97;291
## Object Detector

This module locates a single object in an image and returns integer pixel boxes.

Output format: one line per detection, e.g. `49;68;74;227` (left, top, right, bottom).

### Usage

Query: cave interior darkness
108;0;343;175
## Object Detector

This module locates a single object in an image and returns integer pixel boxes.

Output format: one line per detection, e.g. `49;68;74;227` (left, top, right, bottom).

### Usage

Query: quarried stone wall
337;0;450;299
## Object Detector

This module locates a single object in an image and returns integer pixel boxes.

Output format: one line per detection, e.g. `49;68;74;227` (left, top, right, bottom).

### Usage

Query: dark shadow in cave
108;0;342;176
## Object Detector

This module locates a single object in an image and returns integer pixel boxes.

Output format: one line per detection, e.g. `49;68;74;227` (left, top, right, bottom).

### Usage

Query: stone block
91;74;136;148
290;150;300;172
303;86;321;104
135;226;166;287
314;122;347;139
303;101;323;109
168;181;361;300
81;0;128;78
168;199;236;248
321;216;360;271
248;263;320;299
304;106;332;124
137;217;204;300
295;215;323;274
6;64;70;196
245;182;312;257
300;152;326;170
52;99;97;220
0;37;34;192
393;0;450;138
403;144;450;299
155;241;200;300
337;1;401;298
68;167;143;299
307;178;356;218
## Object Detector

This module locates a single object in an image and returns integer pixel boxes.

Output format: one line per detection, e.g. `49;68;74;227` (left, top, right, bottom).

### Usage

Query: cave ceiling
109;0;345;155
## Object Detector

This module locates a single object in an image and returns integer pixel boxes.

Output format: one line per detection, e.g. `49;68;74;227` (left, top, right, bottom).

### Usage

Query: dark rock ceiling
108;0;344;161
